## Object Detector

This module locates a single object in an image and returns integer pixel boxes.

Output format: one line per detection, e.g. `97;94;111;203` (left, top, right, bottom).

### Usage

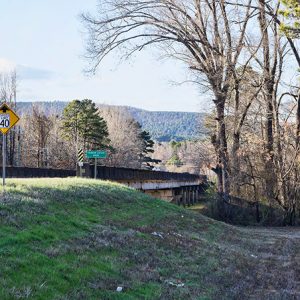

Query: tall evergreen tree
61;99;109;150
139;128;161;169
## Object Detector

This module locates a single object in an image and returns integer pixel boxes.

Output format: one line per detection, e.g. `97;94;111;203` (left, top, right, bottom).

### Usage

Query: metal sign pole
79;163;82;177
0;103;20;191
94;158;97;179
2;133;5;188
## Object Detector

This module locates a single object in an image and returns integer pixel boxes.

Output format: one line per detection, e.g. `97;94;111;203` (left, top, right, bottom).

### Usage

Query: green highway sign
86;150;107;159
86;150;108;179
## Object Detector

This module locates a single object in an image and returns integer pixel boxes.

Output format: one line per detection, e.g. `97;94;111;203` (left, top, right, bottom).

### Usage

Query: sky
0;0;208;112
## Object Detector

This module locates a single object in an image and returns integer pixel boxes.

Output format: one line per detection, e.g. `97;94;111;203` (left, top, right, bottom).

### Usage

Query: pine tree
61;99;109;150
139;128;161;169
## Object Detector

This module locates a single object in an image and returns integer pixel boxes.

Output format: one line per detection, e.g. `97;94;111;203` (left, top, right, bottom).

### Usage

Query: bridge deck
118;180;202;190
1;165;207;192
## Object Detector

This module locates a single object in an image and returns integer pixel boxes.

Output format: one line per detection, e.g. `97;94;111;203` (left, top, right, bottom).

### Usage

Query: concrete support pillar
176;193;180;206
176;188;182;206
172;189;176;203
187;187;191;207
131;184;206;207
199;185;204;201
144;189;175;202
180;188;184;206
182;188;187;207
195;187;199;203
192;187;196;205
189;187;193;206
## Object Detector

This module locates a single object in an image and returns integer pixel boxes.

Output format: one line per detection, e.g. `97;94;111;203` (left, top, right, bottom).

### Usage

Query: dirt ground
221;226;300;299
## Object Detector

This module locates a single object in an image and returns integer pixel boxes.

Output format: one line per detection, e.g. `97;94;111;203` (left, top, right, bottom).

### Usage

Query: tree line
0;82;158;171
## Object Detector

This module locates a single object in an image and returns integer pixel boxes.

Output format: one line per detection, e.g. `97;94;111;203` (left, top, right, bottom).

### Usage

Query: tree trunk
231;132;241;195
296;93;300;148
265;96;276;203
259;0;276;204
215;97;230;197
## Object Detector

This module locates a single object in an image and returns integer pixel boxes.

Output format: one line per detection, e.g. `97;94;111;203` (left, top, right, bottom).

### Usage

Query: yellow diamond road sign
0;103;20;134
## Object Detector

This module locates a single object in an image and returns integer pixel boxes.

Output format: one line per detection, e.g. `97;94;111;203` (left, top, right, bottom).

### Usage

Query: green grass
0;178;221;299
0;178;297;299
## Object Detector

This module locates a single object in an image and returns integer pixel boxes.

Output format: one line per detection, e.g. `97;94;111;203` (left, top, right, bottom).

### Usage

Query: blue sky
0;0;208;112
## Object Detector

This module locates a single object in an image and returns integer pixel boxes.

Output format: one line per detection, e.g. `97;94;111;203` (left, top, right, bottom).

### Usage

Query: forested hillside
16;102;206;141
126;107;206;141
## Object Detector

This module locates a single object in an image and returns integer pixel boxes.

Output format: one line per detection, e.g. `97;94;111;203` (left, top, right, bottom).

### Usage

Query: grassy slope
0;178;299;300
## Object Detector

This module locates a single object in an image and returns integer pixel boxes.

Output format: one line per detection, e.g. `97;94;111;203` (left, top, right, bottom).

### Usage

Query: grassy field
0;178;299;299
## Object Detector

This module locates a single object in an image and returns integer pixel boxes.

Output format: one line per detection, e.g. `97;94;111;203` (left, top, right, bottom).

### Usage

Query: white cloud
0;58;55;80
17;64;54;80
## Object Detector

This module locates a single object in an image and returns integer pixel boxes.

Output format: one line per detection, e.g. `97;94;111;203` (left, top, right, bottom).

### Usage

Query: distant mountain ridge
126;106;206;141
16;101;206;142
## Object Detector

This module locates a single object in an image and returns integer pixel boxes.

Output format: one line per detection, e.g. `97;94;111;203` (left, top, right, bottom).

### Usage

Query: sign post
94;158;97;179
2;134;5;187
85;150;107;179
0;103;20;190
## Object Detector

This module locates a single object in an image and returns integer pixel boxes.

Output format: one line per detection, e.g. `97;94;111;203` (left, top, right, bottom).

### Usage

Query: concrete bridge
78;163;207;205
0;165;207;206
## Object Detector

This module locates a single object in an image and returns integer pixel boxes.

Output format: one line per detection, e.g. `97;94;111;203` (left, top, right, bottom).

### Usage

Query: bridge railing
89;165;206;182
0;167;76;178
0;165;207;183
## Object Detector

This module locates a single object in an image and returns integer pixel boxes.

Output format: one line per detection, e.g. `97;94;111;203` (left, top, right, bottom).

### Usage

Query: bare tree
0;70;17;105
153;140;215;175
0;70;18;166
21;106;53;168
99;106;144;168
48;115;76;169
82;0;256;196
